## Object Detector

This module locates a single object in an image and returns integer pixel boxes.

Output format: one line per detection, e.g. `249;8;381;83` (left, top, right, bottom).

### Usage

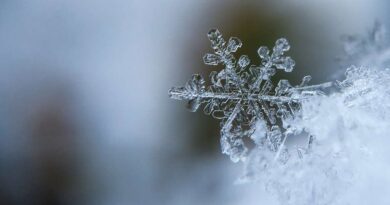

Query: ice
169;29;332;163
169;26;390;205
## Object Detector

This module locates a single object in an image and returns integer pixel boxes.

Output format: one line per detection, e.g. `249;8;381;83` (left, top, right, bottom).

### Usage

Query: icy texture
169;27;390;205
239;66;390;205
169;29;332;163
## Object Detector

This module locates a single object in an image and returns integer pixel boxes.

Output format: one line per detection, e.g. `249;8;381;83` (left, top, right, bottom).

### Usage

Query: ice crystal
169;29;332;163
166;23;390;205
168;26;390;205
239;65;390;205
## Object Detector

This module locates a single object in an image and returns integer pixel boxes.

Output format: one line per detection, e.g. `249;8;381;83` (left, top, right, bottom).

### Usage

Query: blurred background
0;0;389;204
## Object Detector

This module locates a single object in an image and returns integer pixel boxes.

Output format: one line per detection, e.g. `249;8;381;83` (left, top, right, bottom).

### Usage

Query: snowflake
169;29;332;163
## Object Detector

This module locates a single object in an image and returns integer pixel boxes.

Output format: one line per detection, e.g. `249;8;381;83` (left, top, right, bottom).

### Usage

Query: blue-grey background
0;1;388;204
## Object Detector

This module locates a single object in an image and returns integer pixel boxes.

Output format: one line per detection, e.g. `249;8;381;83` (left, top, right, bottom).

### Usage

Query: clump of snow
243;66;390;204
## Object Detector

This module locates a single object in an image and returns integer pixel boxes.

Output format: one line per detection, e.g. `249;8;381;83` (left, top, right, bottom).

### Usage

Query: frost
238;65;390;205
169;29;332;163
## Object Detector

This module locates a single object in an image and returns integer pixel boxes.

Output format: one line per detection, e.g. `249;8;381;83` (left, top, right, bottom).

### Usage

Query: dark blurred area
0;0;389;204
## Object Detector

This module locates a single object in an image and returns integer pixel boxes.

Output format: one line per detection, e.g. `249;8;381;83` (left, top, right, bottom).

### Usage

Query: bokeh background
0;0;389;204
